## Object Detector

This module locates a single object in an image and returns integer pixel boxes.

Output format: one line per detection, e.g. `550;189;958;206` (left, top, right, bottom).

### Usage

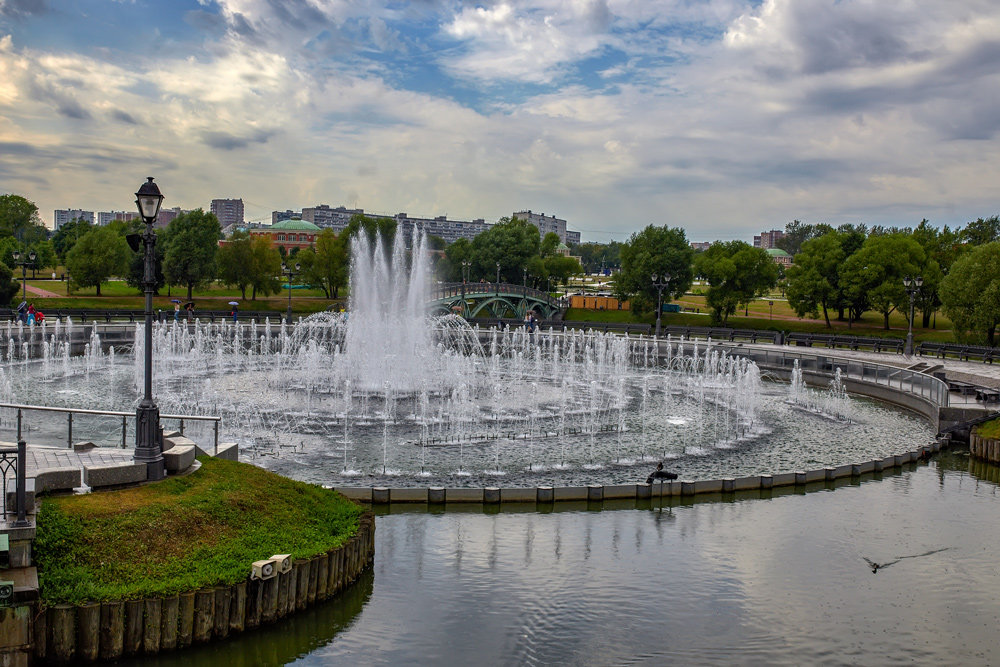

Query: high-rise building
512;210;580;244
754;229;784;249
272;210;301;225
53;209;94;230
301;204;363;231
211;198;244;228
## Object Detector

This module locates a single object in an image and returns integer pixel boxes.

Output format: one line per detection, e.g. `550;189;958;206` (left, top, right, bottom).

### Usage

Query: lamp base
134;402;165;480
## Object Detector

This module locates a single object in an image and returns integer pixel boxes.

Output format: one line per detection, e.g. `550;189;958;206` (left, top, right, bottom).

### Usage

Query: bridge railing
430;282;559;309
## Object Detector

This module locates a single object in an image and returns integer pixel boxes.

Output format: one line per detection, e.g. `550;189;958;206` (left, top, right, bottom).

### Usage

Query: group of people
15;302;44;325
172;302;196;322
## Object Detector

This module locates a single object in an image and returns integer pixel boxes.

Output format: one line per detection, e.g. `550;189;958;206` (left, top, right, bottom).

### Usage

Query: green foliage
64;227;130;296
0;193;45;243
616;225;694;308
470;216;540;284
163;209;221;300
0;261;19;306
51;218;94;260
785;232;846;326
216;231;255;299
959;216;1000;246
839;234;937;329
249;236;281;299
974;418;1000;440
694;241;778;325
571;241;622;274
297;228;346;298
540;232;561;257
34;458;364;605
940;242;1000;345
774;220;833;256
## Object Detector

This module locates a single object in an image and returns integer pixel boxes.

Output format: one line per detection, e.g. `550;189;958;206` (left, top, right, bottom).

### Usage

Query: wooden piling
230;582;246;634
261;574;279;624
143;597;162;654
316;553;329;601
193;589;215;643
307;557;318;605
213;586;230;638
34;603;48;662
123;599;144;656
49;604;76;664
177;591;195;649
295;560;310;611
76;602;100;662
277;569;292;618
161;595;179;651
246;579;263;629
98;601;124;661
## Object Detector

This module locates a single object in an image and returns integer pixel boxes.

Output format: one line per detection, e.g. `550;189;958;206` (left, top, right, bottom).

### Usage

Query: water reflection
114;452;1000;665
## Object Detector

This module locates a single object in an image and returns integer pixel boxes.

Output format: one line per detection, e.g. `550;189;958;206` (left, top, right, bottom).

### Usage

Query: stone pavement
21;444;135;477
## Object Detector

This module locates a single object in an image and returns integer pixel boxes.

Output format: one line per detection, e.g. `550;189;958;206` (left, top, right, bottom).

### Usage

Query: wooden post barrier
295;559;309;611
193;589;214;643
230;582;246;634
177;591;195;648
316;553;330;601
76;602;100;662
98;601;125;661
213;586;230;638
123;599;143;655
307;557;319;605
161;595;179;650
143;597;162;653
261;574;279;624
246;579;263;629
49;604;76;664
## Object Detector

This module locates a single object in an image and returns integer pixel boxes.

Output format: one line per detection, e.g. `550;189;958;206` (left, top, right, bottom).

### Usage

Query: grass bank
34;458;364;605
975;419;1000;440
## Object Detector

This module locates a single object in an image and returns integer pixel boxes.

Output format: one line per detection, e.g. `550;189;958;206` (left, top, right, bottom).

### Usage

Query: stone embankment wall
37;513;374;664
970;432;1000;464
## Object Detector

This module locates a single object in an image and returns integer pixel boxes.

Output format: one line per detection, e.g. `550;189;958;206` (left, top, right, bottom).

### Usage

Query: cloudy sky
2;0;999;242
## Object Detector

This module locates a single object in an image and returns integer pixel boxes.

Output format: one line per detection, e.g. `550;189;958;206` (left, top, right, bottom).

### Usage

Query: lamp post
282;262;300;324
652;273;670;337
134;177;165;481
769;300;774;320
461;260;471;317
495;261;501;284
903;275;923;356
11;249;36;306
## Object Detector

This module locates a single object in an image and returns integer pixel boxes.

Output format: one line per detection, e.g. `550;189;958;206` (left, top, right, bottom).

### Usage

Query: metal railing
0;403;222;454
0;440;28;526
430;282;560;309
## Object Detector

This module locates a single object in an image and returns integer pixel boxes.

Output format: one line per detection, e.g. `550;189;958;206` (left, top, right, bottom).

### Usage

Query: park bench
975;387;1000;404
946;379;979;396
918;342;997;363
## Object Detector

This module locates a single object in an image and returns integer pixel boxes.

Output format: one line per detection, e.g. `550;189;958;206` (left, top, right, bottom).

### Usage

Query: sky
1;0;999;243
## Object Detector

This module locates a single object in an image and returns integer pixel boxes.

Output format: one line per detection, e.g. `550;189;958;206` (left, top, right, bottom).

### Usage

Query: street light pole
496;261;500;284
652;273;670;337
461;260;470;318
282;262;301;324
134;177;165;481
903;275;923;356
11;250;36;306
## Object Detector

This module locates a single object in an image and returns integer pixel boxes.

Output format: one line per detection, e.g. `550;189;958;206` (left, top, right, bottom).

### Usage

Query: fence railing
0;403;222;454
0;440;28;526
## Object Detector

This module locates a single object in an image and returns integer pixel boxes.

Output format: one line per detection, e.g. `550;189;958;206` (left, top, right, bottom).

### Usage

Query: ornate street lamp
134;177;165;480
495;261;500;284
652;273;671;337
460;260;471;318
11;249;36;307
282;262;301;324
903;275;923;356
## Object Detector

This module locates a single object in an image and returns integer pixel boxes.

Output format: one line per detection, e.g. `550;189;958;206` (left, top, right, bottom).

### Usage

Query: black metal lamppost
282;262;300;324
495;261;500;284
134;177;165;480
652;273;671;337
11;249;36;306
903;275;923;356
461;260;471;317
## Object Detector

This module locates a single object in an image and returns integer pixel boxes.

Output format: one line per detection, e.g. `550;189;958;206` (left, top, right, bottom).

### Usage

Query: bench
975;388;1000;404
918;342;998;363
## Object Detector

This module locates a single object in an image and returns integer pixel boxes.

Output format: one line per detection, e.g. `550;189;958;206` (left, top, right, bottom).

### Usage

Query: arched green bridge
428;282;563;319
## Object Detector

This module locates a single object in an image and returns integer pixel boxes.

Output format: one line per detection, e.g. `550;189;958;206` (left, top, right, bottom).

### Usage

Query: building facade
512;210;569;242
211;198;245;228
754;229;784;249
301;205;363;231
244;218;322;251
53;209;94;230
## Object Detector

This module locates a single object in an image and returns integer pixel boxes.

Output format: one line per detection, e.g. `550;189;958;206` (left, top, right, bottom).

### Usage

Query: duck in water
646;461;678;484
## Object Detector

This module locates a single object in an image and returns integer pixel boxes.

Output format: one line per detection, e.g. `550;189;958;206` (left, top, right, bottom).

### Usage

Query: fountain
0;229;932;488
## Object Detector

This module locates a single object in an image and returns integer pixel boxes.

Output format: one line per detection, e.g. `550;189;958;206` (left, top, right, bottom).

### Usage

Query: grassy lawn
975;419;1000;440
34;458;364;604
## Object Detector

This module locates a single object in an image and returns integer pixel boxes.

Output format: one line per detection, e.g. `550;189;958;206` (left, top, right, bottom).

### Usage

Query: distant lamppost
495;261;501;284
461;260;471;317
134;177;165;481
903;275;923;356
281;262;301;324
523;267;528;297
652;273;671;337
769;300;774;320
11;249;36;306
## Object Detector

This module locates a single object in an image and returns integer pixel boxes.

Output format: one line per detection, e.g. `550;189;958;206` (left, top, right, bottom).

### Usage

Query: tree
216;231;255;299
441;237;473;282
785;232;845;327
571;241;623;274
775;220;814;256
297;229;347;298
959;216;1000;246
911;220;962;326
0;194;45;243
694;241;778;325
544;254;583;287
249;236;281;300
0;261;20;306
615;225;694;311
469;217;539;284
940;242;1000;345
64;226;130;296
52;218;94;260
162;210;221;300
839;234;934;329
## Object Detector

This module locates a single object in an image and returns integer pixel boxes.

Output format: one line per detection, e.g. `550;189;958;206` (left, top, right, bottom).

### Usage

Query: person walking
174;302;180;322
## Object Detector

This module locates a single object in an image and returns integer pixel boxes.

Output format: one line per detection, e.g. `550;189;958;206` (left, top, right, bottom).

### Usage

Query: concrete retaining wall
38;513;374;664
337;438;946;506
